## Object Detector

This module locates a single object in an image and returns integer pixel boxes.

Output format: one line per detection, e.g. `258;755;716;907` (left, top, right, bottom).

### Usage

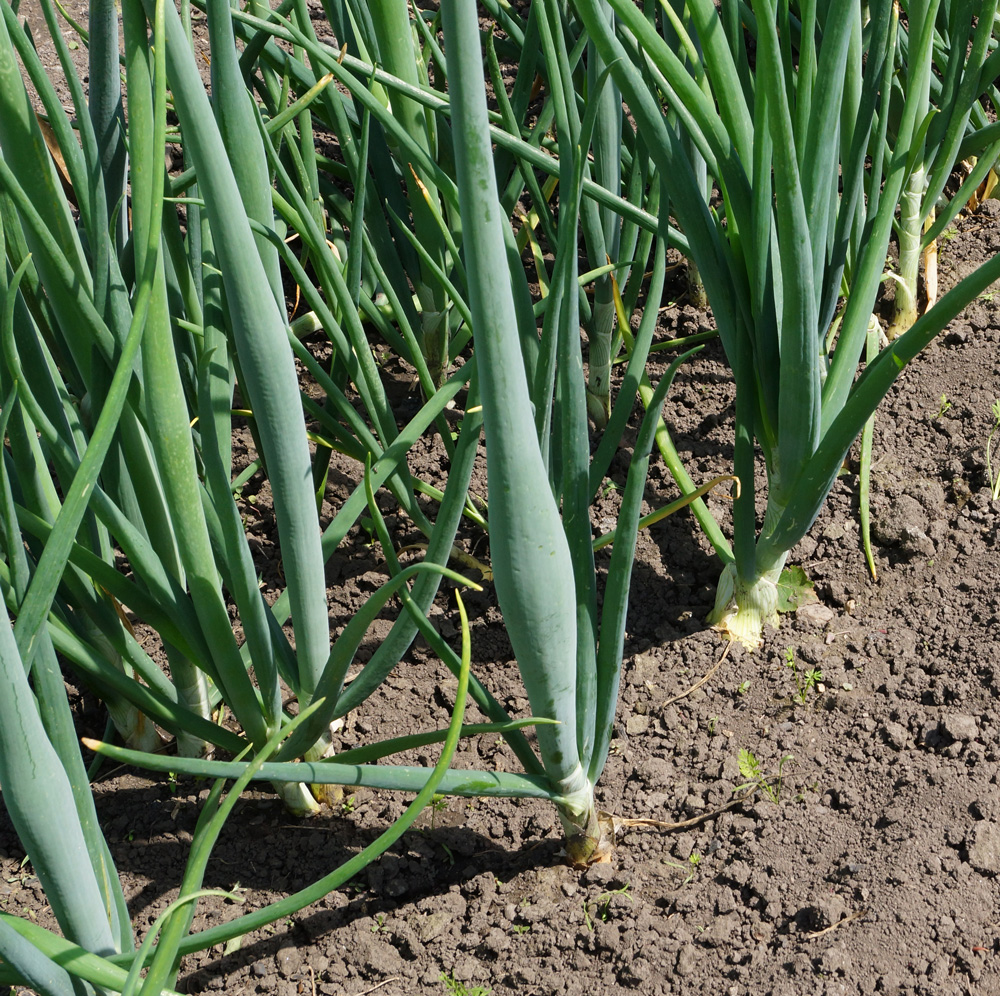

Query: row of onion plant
78;0;702;864
0;0;487;987
0;0;702;986
6;0;1000;990
222;0;676;426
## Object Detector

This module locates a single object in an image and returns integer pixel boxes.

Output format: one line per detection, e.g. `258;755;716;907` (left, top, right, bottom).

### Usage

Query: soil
5;5;1000;996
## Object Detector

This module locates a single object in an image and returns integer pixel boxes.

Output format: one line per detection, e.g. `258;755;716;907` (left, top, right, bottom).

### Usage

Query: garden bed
3;2;1000;994
3;193;999;996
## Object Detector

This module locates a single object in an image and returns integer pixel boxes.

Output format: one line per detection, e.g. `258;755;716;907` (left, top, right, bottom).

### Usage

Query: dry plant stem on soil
661;640;732;708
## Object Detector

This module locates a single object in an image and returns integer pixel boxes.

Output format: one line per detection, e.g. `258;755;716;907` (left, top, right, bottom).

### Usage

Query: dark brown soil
5;4;1000;995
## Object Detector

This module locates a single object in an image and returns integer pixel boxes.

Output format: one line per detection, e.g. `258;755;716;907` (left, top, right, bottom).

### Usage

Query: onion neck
708;498;790;649
554;766;613;866
707;557;787;650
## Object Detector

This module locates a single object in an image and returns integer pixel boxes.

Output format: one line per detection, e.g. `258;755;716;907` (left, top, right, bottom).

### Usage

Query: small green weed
3;856;35;889
664;850;703;886
583;883;633;931
429;793;449;830
734;748;793;803
784;647;823;704
439;971;492;996
933;394;952;419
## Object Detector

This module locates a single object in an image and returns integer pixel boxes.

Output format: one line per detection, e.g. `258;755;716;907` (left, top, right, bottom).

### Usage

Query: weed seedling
933;394;952;419
734;747;793;804
801;668;823;701
736;680;751;696
430;793;449;830
664;850;703;886
18;856;29;874
784;648;823;704
419;795;456;863
986;399;1000;501
584;883;633;931
439;971;492;996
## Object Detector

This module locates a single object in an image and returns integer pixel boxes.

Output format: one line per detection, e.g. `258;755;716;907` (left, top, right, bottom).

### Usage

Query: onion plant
988;399;1000;502
573;0;1000;647
885;1;1000;337
660;0;714;309
329;0;454;386
0;612;476;994
35;0;696;867
0;22;700;995
553;1;626;427
517;1;663;427
226;0;669;428
439;0;697;862
0;0;485;954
